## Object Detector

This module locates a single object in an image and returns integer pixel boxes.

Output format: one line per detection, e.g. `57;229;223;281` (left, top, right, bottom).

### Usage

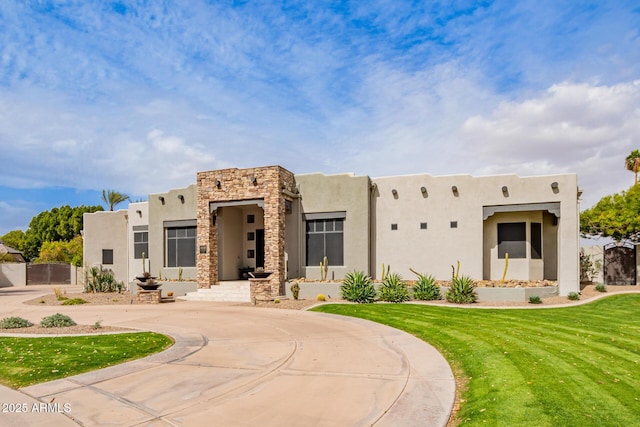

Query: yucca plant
340;270;376;303
410;269;441;300
446;275;477;304
378;273;410;303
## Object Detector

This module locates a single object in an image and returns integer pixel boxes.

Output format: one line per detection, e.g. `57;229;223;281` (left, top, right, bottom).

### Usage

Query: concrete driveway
0;286;454;426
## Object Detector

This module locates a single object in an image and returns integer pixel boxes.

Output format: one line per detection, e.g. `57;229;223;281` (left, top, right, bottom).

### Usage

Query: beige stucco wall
217;206;243;280
0;263;27;287
373;173;579;295
294;172;371;280
82;210;128;284
127;202;149;281
148;184;197;280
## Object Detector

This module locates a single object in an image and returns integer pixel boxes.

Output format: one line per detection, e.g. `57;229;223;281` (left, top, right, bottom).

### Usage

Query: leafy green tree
580;184;640;241
22;205;103;260
36;235;84;267
626;150;640;185
0;230;26;252
101;189;130;211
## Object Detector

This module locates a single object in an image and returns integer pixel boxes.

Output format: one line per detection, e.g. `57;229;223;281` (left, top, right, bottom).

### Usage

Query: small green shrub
529;295;542;304
446;275;477;304
61;298;88;305
93;321;102;329
411;271;441;300
0;316;34;329
274;298;280;304
377;273;410;303
290;281;300;300
595;283;607;292
568;292;580;301
316;293;326;301
40;313;76;328
340;271;376;303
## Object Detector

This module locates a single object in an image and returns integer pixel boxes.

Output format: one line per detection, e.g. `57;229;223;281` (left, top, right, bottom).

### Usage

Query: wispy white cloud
460;81;640;207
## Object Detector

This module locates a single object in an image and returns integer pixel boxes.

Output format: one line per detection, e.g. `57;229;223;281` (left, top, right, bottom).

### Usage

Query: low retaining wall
128;281;198;297
285;281;559;302
0;263;27;287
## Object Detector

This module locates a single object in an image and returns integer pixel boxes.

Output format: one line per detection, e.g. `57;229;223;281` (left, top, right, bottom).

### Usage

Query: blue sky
1;1;639;235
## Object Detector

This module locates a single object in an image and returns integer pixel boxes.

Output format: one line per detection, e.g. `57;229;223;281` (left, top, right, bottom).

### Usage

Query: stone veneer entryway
196;166;297;297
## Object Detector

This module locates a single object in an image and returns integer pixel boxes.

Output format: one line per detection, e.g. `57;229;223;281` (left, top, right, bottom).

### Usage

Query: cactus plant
320;256;329;281
501;253;509;284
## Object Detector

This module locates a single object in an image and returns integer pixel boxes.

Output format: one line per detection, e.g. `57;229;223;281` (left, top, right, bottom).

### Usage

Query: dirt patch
23;292;141;306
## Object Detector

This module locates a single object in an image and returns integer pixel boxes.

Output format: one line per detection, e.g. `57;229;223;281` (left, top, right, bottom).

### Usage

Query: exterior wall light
551;182;559;190
451;186;458;195
391;189;398;197
158;196;165;205
215;179;221;188
135;210;142;217
502;186;509;197
178;194;185;203
420;186;427;195
250;175;258;185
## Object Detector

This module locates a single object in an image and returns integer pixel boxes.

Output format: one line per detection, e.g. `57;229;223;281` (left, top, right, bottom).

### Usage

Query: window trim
497;222;527;259
165;225;197;268
305;217;345;266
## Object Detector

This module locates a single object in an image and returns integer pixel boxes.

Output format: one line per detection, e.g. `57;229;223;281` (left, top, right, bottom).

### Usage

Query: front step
180;281;251;302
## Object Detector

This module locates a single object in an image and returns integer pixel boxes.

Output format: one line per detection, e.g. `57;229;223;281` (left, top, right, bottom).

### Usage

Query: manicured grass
313;295;640;426
0;332;173;388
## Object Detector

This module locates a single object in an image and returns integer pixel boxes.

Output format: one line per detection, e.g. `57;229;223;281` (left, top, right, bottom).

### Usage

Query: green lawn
0;332;173;388
313;294;640;426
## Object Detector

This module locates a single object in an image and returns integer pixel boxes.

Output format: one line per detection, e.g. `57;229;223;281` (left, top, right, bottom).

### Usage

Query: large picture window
306;218;344;266
498;222;526;259
134;232;148;259
166;226;196;267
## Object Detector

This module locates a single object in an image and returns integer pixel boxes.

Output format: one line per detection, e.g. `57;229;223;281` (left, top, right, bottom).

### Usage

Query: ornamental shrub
595;283;607;292
412;272;441;301
446;275;477;304
377;273;410;303
529;295;542;304
0;316;34;329
340;271;376;303
316;294;326;301
40;313;76;328
61;298;88;305
568;292;580;301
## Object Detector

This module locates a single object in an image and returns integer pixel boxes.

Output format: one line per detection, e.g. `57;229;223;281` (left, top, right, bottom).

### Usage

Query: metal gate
603;242;636;285
27;263;71;285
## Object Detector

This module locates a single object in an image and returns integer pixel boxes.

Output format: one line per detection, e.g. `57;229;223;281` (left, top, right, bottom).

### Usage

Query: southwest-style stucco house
83;165;581;299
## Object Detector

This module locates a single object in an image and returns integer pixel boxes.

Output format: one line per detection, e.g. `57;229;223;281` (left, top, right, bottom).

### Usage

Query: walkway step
181;282;251;302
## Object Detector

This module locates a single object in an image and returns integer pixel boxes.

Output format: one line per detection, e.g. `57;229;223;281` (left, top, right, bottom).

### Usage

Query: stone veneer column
197;166;296;296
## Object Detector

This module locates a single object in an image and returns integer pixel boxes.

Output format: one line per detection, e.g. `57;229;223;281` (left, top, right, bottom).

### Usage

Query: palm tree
101;190;130;211
626;150;640;185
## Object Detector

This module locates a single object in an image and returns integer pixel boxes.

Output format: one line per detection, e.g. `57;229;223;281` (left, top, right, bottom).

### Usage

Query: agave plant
445;275;477;304
410;269;441;301
340;270;376;303
377;272;410;303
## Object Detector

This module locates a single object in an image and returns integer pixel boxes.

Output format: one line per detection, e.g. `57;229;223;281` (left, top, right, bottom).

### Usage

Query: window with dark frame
247;214;255;224
391;223;398;230
420;222;427;230
531;223;542;259
306;218;344;266
450;221;458;228
166;226;196;267
498;222;526;259
134;232;148;259
247;232;255;241
102;249;113;265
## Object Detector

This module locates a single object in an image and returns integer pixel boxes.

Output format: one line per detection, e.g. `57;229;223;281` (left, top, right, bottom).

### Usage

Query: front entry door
256;229;265;268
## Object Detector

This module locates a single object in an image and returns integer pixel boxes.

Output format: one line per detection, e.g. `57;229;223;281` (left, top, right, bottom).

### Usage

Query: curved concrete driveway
0;286;454;426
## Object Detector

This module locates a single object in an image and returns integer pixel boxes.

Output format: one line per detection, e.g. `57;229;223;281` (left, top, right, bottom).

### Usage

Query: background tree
0;230;26;253
625;149;640;185
102;189;130;211
580;184;640;241
36;235;84;267
21;205;103;260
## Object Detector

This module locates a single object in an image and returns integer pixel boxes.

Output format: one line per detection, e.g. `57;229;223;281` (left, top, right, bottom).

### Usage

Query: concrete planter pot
129;281;198;297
